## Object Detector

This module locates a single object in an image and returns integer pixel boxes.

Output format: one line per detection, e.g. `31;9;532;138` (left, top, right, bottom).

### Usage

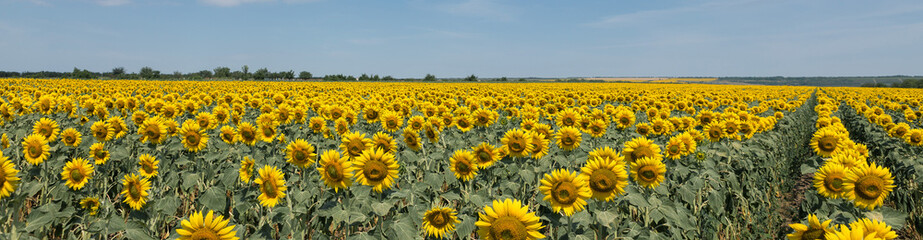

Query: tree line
0;67;523;82
863;78;923;88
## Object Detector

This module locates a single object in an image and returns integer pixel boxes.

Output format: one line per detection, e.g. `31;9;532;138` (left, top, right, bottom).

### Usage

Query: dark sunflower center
376;142;390;152
668;145;680;154
241;130;255;140
552;181;578;204
294;149;307;161
262;179;278;198
222;133;233;142
128;182;142;199
912;134;922;143
412;122;421;129
620;117;630;125
709;129;722;138
803;227;825;240
531;142;543;154
29;145;42;158
189;228;220;240
639;166;658;182
490;216;528;240
428;211;450;228
631;148;652;163
142;162;154;174
325;164;343;181
198;120;208;129
510;141;524;152
819;136;837;152
590;169;618;192
95;150;107;159
638;127;649;134
477;151;491;163
186;134;200;145
653;125;663;132
146;126;160;139
478;116;488;124
825;174;844;192
70;169;85;182
40;127;50;136
563;136;574;146
458;120;469;128
456;159;472;174
591;125;601;133
262;126;274;137
404;135;416;146
426;129;436;138
65;135;75;144
363;160;388;182
855;176;884;200
366;111;378;119
563;117;574;126
95;129;107;138
387;120;397;128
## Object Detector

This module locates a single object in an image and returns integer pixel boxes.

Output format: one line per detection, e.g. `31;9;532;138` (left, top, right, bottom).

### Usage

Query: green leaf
595;210;616;227
864;207;908;230
125;228;156;240
372;201;392;217
626;193;649;208
200;187;227;212
441;192;461;201
391;221;416;240
456;214;476;238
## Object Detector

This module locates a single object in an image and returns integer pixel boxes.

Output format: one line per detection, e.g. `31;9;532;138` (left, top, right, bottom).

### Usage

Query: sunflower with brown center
107;116;128;139
32;118;60;142
22;134;50;165
904;129;923;146
813;162;847;199
380;111;403;132
539;168;592;216
175;210;239;240
317;150;352;193
60;157;94;190
60;128;82;147
79;197;100;216
614;110;635;129
370;131;396;154
423;207;460;239
88;143;110;165
402;127;422;151
787;214;833;240
423;123;440;143
350;148;400;192
121;173;151;210
138;117;167;144
90;121;114;142
635;123;652;137
630;157;666;189
664;137;685;160
555;126;582;151
286;139;317;168
842;162;894;210
138;154;159;178
556;108;581;128
309;117;326;133
450;150;479;181
455;115;474;132
471;142;500;168
704;122;725;142
621;137;662;164
237;122;258;146
255;165;287;208
239;157;255;183
580;156;629;201
501;129;533;158
0;154;21;199
475;199;545;240
811;127;845;158
178;121;209;152
528;131;550;159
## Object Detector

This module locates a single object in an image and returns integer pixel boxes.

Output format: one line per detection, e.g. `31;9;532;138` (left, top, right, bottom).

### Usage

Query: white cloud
96;0;130;6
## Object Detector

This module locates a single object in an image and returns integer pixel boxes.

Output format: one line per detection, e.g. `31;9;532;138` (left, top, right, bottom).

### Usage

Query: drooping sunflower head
630;157;667;189
60;128;82;147
121;173;151;210
317;150;352;193
555;126;582;151
286;139;317;168
811;127;846;158
580;156;629;201
138;154;159;178
254;165;287;208
501;129;533;158
846;218;898;240
22;134;50;165
843;162;895;210
471;142;500;169
0;154;22;199
621;137;662;164
450;150;479;181
423;123;440;143
528;131;550;159
423;207;460;239
178;122;209;152
475;198;545;240
402;127;422;151
787;214;833;240
175;210;240;240
61;158;94;190
237;122;258;146
334;118;350;136
350;148;400;192
79;197;100;216
239;157;255;183
813;162;848;199
32;118;60;142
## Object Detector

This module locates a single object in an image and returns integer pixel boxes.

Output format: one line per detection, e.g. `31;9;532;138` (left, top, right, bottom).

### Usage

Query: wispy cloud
587;0;758;27
95;0;130;6
439;0;518;21
197;0;319;7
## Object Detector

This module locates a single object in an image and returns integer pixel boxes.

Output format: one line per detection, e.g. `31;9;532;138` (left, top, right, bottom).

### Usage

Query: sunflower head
237;122;258;145
813;162;847;199
89;143;110;165
811;127;845;157
371;131;396;154
32;118;60;142
0;154;22;199
79;197;100;216
286;139;317;168
60;128;82;147
528;131;550;159
539;168;592;216
254;165;287;208
555;126;582;151
450;150;479;181
475;199;545;240
175;210;240;240
621;137;662;164
402;127;422;151
22;134;50;165
121;173;151;210
787;214;833;240
501;129;533;158
219;125;237;144
471;142;500;168
317;150;353;193
350;148;400;192
847;218;898;240
843;162;895;210
179;121;209;152
90;121;114;142
138;154;159;178
580;156;629;201
239;157;255;183
340;132;371;158
630;157;667;189
423;207;460;239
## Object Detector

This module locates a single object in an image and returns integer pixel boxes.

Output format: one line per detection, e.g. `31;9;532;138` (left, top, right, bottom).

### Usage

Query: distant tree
518;78;526;82
382;75;395;81
283;70;295;80
359;74;370;81
499;77;508;81
112;67;125;78
254;68;269;80
424;74;436;82
213;67;231;78
198;70;212;79
465;74;478;82
299;71;313;80
372;75;380;81
139;67;155;79
241;65;251;80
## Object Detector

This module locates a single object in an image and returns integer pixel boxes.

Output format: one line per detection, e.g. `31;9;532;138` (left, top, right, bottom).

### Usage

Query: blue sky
1;0;922;78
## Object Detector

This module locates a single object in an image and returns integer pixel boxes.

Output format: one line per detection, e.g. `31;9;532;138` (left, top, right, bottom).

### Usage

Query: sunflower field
0;78;920;240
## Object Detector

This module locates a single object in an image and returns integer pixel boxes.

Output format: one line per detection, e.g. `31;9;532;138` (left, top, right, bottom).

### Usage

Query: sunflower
630;157;666;189
380;111;403;132
370;131;396;154
165;120;179;136
237;122;258;146
90;121;114;142
787;214;833;240
239;157;255;183
423;123;440;143
471;142;500;168
842;162;894;210
219;125;237;144
829;151;863;170
905;129;923;146
350;148;400;192
635;123;652;137
586;119;607;138
589;146;623;164
475;199;545;240
473;108;496;127
813;162;847;199
363;107;381;123
824;224;879;240
22;134;50;165
309;117;326;133
121;173;151;210
175;210;240;240
704;123;725;142
138;154;159;178
138;117;167;144
88;143;110;165
79;197;100;216
455;115;474;132
663;137;685;160
614;110;635;129
538;168;591;216
32;118;60;141
1;133;8;149
334;118;350;136
286;139;317;168
403;127;422;151
556;109;581;128
255;165;287;208
501;129;533;158
257;123;277;143
650;118;673;136
178;121;209;152
555;126;582;151
580;156;628;201
107;116;128;139
61;158;94;190
532;123;554;141
0;154;21;199
847;218;898;240
811;127;845;158
621;137;662;163
423;207;460;239
60;128;82;147
450;150;479;181
520;118;537;131
408;116;426;131
340;132;372;159
528;132;550;159
317;150;353;193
